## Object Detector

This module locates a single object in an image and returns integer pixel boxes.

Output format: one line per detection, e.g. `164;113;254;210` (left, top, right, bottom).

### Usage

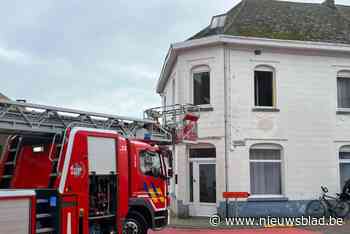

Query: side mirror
152;167;161;178
163;149;173;167
167;168;174;178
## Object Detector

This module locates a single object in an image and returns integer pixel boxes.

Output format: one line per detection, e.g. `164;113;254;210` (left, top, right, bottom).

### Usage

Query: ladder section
48;134;63;188
0;135;23;188
0;100;172;143
144;104;200;143
144;104;200;128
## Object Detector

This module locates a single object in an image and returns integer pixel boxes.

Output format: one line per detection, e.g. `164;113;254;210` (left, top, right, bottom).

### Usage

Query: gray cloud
0;0;348;117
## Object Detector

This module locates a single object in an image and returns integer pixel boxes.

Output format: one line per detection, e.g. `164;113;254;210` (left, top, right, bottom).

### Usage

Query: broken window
172;78;176;105
193;72;210;105
337;71;350;108
254;68;275;107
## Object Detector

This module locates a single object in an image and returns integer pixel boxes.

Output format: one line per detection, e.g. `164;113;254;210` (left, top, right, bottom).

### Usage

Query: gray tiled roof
190;0;350;44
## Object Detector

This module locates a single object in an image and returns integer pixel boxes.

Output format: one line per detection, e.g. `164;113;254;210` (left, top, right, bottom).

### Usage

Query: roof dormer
210;14;226;29
322;0;336;9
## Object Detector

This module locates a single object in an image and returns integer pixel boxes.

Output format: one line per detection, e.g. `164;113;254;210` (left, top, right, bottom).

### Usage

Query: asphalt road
150;228;321;234
150;225;350;234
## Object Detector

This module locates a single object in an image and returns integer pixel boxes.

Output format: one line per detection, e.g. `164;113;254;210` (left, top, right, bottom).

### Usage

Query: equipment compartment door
88;137;116;175
87;136;118;233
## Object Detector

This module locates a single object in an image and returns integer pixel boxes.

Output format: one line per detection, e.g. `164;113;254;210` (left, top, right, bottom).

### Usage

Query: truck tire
122;211;148;234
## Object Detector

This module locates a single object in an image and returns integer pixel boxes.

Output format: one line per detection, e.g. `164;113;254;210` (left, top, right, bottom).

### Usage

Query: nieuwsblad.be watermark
209;215;345;227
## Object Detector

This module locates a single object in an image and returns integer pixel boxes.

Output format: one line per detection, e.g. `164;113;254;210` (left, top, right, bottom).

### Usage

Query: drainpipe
223;43;229;217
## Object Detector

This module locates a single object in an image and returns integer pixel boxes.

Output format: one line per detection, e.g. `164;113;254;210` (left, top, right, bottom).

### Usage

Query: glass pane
340;163;350;188
255;71;273;107
139;151;161;177
340;152;350;160
250;162;281;195
189;148;216;158
193;72;210;105
199;164;216;203
250;149;281;160
338;78;350;108
189;162;193;202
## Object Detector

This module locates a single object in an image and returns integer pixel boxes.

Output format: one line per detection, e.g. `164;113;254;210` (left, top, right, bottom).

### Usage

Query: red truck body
0;101;199;234
0;127;171;234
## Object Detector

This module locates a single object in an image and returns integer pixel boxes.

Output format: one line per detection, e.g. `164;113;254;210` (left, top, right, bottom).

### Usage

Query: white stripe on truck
0;190;35;197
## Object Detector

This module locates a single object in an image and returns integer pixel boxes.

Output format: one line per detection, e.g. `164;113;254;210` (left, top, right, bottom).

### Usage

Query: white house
156;0;350;217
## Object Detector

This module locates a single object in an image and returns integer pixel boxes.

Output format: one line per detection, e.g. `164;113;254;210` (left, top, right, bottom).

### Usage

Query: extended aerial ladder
0;100;200;144
0;100;199;188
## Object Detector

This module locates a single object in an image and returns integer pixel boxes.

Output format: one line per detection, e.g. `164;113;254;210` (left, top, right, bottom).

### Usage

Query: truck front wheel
122;211;148;234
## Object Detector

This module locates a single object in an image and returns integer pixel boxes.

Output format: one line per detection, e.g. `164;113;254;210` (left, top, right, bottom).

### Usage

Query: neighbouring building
156;0;350;217
0;93;10;155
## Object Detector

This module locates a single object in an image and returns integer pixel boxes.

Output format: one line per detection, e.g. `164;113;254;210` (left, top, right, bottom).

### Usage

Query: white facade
158;36;350;217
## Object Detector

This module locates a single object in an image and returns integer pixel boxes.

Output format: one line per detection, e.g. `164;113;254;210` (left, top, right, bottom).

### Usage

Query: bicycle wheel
305;200;326;218
334;201;350;218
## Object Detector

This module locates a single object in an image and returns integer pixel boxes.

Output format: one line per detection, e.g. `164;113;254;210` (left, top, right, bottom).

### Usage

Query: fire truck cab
0;101;199;234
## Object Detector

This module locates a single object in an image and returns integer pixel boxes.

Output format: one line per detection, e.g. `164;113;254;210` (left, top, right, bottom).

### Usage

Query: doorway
188;147;216;217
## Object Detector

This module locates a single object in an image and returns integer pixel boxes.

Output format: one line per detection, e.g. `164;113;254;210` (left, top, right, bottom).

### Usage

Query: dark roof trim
0;93;10;100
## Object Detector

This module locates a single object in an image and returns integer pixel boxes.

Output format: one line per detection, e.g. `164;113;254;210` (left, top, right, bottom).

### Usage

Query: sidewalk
168;216;350;234
169;216;213;229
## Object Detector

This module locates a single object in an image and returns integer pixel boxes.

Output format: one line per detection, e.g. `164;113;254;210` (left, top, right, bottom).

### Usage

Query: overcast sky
0;0;349;117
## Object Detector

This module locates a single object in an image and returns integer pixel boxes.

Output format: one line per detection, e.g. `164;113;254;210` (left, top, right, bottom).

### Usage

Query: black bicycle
305;186;350;218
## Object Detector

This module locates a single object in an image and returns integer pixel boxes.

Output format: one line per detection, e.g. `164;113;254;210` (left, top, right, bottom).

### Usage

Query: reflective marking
0;190;35;197
156;187;165;203
67;212;72;234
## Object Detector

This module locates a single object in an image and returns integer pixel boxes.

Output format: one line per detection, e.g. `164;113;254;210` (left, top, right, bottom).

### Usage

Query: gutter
223;43;229;217
156;35;350;93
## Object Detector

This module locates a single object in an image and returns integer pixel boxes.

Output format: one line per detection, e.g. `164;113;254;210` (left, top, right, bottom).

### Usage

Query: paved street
150;228;321;234
150;226;350;234
148;217;350;234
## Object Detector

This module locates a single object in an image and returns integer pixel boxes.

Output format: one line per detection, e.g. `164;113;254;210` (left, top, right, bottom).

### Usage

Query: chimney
322;0;336;8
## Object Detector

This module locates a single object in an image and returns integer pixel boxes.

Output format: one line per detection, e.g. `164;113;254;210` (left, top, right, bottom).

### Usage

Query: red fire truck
0;101;199;234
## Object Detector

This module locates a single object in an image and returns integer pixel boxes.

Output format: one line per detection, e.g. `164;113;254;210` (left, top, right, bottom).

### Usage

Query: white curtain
250;149;282;195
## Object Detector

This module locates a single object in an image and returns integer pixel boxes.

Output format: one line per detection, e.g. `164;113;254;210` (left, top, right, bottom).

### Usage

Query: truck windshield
140;151;161;177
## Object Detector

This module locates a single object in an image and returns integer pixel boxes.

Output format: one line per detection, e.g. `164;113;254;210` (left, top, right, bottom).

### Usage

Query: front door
189;160;216;216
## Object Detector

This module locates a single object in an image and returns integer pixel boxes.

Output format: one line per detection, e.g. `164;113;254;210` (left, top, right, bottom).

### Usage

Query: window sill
247;195;288;202
337;108;350;115
252;107;280;112
191;105;214;112
200;107;214;112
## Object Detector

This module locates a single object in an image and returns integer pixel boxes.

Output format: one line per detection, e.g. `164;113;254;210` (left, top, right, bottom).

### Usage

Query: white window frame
253;65;277;109
190;65;211;107
249;144;283;198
